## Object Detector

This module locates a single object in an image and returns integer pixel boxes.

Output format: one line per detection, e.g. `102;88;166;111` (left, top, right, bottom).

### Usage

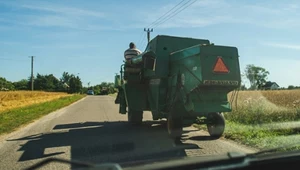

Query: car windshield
0;0;300;169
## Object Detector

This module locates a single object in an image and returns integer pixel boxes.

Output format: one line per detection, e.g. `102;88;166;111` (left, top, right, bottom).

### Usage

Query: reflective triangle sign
213;57;229;73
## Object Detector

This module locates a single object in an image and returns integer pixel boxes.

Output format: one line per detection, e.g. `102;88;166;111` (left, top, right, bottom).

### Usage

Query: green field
0;94;85;135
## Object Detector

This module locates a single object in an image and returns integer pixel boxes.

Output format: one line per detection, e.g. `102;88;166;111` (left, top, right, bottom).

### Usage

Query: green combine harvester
114;35;241;139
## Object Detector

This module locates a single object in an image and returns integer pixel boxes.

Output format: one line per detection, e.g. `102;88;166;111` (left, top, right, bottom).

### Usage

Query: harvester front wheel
128;109;143;125
207;112;225;139
167;114;183;139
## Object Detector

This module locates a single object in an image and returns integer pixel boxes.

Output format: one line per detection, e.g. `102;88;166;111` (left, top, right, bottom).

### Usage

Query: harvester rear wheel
167;114;183;139
207;112;225;139
128;109;143;125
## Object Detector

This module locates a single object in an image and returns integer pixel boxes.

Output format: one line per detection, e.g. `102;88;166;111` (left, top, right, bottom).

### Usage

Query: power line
139;35;147;49
153;0;194;28
137;31;145;48
139;0;197;48
137;0;187;47
153;0;197;29
146;0;186;28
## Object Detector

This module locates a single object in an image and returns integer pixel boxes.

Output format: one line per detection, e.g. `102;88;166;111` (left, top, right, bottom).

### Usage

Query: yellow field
226;90;300;124
0;91;71;113
229;90;300;109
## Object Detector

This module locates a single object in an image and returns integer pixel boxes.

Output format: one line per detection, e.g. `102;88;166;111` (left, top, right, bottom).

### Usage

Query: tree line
240;64;298;90
243;64;270;90
83;82;117;95
287;85;300;90
2;65;298;92
0;71;117;94
0;72;82;93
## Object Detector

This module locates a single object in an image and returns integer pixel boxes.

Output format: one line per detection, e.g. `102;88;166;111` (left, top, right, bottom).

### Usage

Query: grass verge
195;120;300;151
195;119;300;152
0;94;85;135
109;93;117;97
222;121;300;150
194;90;300;150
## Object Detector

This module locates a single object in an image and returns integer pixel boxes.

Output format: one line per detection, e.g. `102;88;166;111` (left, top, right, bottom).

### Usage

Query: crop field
0;91;71;113
214;90;300;149
226;90;300;124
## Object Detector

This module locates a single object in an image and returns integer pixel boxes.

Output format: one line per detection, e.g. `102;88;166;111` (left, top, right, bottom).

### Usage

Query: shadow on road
8;121;212;168
187;136;218;141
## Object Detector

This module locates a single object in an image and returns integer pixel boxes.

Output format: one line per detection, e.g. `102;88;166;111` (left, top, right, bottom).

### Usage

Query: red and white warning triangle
213;57;229;73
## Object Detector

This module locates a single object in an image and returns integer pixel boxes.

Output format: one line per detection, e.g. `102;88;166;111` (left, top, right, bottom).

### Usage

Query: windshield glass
0;0;300;169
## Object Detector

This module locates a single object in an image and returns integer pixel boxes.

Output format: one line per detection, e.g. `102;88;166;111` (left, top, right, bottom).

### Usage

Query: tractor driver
124;42;142;62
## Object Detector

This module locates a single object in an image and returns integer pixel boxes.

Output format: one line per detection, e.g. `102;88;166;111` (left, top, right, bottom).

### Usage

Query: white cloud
27;15;77;28
0;2;113;31
21;4;105;18
262;42;300;50
2;0;300;30
283;3;299;11
0;41;21;45
135;0;300;29
258;59;300;87
31;44;100;49
0;25;16;31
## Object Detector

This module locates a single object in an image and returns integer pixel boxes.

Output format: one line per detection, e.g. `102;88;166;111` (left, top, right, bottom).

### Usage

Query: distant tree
33;73;61;91
34;73;46;90
69;76;82;93
34;74;55;91
240;73;248;88
0;77;14;90
240;84;247;90
288;85;295;90
46;74;60;91
81;87;88;94
91;82;117;95
100;82;108;88
61;72;72;85
13;79;29;90
107;83;116;94
244;64;270;90
93;85;102;95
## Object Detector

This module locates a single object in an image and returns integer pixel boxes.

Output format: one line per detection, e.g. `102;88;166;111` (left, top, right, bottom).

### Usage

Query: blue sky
0;0;300;88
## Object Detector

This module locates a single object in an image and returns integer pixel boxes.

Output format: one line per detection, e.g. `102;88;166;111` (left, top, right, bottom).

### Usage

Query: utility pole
144;28;153;43
29;56;35;91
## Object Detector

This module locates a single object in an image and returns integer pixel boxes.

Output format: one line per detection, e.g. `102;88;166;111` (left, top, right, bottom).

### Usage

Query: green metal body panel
123;82;148;111
114;35;241;124
144;35;210;78
168;44;241;114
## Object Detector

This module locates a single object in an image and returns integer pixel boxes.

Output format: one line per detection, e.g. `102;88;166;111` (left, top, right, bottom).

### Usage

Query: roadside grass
195;121;300;151
0;91;71;112
109;93;117;97
226;95;300;125
196;90;300;150
223;121;300;150
0;94;85;135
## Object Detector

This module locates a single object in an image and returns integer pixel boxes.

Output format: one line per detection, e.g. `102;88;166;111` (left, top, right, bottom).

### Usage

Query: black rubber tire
128;109;143;125
207;112;225;139
167;114;183;139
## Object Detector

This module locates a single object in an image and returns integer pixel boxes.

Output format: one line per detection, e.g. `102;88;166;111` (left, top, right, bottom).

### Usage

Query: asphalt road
0;96;256;170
